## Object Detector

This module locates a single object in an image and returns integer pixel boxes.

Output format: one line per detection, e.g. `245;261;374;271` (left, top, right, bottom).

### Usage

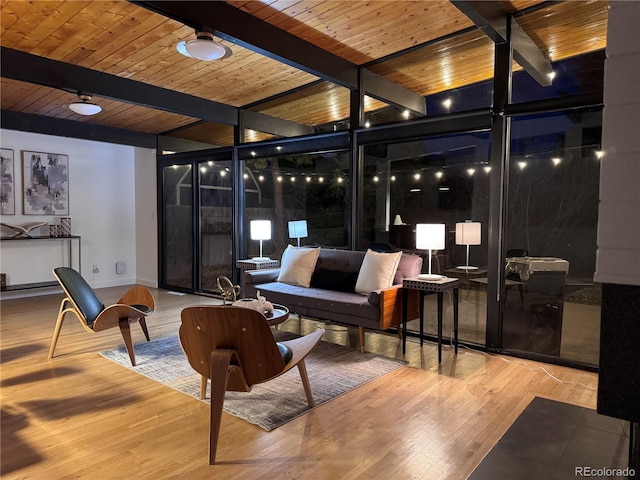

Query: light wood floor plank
1;287;598;479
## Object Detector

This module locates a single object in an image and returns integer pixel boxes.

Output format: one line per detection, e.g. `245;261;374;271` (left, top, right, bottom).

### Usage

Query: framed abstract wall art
22;151;69;215
1;148;15;215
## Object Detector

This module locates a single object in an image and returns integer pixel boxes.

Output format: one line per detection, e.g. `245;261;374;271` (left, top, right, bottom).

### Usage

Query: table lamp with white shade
288;220;308;247
250;220;271;261
455;221;481;270
416;223;445;280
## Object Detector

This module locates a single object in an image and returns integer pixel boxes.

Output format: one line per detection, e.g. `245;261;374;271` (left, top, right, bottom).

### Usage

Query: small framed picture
1;148;15;215
22;150;69;215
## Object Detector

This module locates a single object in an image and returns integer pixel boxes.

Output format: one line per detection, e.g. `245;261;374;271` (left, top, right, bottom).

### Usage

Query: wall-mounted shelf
0;235;81;292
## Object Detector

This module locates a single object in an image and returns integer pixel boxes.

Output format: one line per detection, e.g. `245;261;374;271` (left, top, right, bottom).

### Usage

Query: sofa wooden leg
359;326;365;353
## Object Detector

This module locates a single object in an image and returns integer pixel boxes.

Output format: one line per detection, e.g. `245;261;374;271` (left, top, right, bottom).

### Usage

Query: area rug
99;331;406;431
468;397;630;479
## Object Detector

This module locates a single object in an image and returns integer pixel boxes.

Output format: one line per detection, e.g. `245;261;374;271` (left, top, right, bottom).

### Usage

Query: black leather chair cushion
54;267;105;327
276;342;293;364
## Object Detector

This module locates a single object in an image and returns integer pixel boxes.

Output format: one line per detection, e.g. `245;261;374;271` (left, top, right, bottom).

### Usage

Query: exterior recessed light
364;120;371;128
276;146;283;151
251;151;257;157
442;98;452;109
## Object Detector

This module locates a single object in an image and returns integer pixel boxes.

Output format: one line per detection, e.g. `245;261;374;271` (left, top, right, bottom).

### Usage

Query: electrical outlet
92;265;99;274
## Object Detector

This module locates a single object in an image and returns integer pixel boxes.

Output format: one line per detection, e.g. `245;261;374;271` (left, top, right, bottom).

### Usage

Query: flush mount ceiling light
176;31;231;61
68;93;102;116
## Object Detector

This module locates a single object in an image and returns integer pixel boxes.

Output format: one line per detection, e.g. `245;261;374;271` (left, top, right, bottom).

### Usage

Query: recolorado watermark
575;466;635;477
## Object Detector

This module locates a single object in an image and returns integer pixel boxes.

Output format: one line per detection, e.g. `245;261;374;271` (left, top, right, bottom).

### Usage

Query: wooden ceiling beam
133;1;426;115
1;109;157;148
1;47;239;125
451;1;553;87
1;47;317;137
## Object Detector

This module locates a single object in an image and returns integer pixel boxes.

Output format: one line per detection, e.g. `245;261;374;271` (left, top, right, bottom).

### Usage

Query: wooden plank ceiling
0;0;608;147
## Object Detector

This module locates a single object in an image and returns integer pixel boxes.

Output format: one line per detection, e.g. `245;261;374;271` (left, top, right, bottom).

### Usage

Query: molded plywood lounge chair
179;305;324;464
48;267;155;366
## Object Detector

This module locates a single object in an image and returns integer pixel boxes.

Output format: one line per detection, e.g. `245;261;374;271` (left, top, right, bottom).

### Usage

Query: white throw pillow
355;249;402;294
277;245;321;287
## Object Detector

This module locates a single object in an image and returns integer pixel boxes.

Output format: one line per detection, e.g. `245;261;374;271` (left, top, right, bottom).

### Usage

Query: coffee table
265;303;289;326
231;300;289;326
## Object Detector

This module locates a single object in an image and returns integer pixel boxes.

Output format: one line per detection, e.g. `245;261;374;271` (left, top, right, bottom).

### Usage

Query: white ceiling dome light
68;93;102;116
176;31;232;61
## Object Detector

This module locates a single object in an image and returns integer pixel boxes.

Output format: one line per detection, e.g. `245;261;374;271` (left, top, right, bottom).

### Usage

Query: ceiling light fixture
176;31;231;61
68;93;102;116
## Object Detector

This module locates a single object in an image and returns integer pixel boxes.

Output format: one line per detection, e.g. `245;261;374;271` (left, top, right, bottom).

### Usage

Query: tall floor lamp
250;220;271;261
455;221;481;270
416;223;445;280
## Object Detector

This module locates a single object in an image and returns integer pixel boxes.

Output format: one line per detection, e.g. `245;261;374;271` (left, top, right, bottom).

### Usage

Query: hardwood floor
1;287;598;479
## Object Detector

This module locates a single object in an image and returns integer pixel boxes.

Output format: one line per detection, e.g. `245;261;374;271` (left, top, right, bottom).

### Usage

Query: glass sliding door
161;163;193;290
199;159;233;293
361;130;491;345
503;110;602;365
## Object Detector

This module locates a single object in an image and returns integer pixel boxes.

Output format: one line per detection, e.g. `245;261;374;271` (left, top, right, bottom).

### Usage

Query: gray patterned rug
99;331;406;431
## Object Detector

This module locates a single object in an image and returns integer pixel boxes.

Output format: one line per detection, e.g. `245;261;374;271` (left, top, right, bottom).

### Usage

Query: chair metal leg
208;350;235;465
139;317;150;341
118;319;136;366
48;299;67;359
297;359;315;407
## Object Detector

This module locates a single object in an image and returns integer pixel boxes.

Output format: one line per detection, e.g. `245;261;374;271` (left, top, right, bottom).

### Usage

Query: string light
373;176;379;183
435;171;443;179
484;166;492;173
306;176;312;183
243;173;249;179
258;175;264;182
413;172;421;180
517;161;527;170
467;168;475;176
551;157;562;166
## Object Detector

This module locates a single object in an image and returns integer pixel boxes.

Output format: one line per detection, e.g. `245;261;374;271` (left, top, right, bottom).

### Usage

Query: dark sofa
243;248;422;352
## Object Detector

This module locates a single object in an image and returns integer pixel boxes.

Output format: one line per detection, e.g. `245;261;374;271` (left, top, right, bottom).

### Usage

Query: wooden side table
402;276;460;363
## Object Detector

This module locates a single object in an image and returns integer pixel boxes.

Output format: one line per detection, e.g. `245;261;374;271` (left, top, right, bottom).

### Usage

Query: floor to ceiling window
160;163;193;290
502;109;602;365
361;129;491;345
198;158;233;293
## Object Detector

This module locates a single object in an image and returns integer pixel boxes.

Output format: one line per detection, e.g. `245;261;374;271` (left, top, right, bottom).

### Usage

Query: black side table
402;276;460;363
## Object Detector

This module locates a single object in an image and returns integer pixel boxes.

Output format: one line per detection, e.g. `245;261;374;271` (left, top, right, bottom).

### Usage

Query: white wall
0;129;157;297
595;1;640;286
134;146;158;288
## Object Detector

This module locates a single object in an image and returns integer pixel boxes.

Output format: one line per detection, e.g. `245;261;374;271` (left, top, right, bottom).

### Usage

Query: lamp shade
176;32;231;61
416;224;445;250
455;221;481;245
69;94;102;116
250;220;271;240
288;220;308;239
